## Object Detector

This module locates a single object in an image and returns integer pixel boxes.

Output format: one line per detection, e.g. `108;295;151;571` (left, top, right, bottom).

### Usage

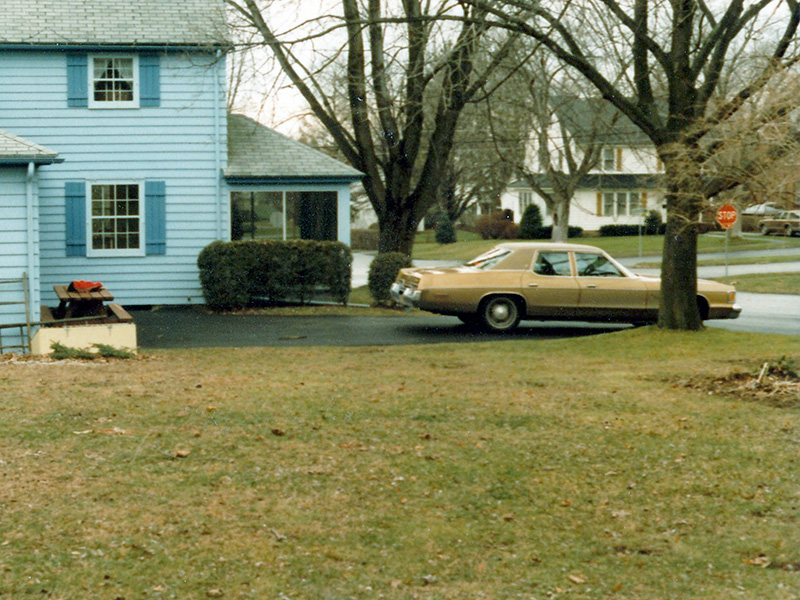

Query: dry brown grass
1;328;799;599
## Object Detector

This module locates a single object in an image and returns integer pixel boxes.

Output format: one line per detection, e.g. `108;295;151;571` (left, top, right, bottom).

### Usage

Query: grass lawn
1;329;799;599
412;232;800;263
718;273;800;295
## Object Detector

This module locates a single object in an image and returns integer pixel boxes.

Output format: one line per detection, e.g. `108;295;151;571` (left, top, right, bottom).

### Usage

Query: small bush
475;211;519;240
645;210;662;235
518;204;544;239
435;218;457;244
368;252;412;305
50;342;95;360
350;229;380;251
198;240;352;311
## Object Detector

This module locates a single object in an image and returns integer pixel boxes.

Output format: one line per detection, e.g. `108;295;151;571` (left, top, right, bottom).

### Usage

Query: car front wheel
761;224;770;235
479;296;521;332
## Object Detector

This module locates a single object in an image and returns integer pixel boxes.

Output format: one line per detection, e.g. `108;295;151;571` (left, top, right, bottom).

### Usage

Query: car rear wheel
479;296;521;332
786;226;796;237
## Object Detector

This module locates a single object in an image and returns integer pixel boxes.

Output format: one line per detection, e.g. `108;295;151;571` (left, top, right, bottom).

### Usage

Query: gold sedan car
390;242;741;331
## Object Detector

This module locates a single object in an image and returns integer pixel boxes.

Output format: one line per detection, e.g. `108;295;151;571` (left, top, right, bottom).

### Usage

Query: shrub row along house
0;0;361;351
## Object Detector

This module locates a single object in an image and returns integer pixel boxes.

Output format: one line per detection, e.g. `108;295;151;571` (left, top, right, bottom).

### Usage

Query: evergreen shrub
368;252;412;305
197;240;352;311
518;204;544;239
435;217;457;244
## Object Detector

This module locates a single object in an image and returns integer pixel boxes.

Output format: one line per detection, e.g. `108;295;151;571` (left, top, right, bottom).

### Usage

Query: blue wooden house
0;0;361;351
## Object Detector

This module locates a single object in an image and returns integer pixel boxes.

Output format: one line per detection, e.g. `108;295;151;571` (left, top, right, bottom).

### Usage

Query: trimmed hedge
197;240;352;311
368;252;412;305
526;225;584;239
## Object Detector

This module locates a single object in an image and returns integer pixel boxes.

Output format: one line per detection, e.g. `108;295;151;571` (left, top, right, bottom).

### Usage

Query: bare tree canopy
227;0;518;254
462;0;800;329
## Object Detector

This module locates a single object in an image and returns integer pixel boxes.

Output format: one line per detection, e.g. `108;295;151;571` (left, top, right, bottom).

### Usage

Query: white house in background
500;99;667;231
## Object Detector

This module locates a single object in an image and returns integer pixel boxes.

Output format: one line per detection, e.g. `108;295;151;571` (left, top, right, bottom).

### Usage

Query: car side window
533;252;571;276
575;253;624;277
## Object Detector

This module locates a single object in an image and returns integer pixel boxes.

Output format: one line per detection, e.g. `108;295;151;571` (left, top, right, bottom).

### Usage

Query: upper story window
89;183;144;256
89;55;139;108
602;147;616;171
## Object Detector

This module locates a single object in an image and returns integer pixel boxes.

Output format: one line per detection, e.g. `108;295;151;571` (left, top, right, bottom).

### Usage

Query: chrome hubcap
490;303;510;322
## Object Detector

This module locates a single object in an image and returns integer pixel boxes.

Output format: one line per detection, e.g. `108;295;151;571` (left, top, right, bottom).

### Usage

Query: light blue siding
0;167;36;351
0;50;228;307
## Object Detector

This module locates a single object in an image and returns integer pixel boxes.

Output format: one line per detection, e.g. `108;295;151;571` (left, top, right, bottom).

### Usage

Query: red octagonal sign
716;204;738;229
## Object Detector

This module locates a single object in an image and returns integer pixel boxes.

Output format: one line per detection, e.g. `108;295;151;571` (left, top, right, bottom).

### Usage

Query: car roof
493;241;606;253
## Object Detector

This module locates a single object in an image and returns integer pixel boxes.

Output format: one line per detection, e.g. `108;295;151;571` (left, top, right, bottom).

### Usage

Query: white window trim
88;54;140;109
602;190;641;218
86;181;146;258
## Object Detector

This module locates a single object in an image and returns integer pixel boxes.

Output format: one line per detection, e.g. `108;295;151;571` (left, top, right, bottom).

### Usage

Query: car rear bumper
390;282;421;308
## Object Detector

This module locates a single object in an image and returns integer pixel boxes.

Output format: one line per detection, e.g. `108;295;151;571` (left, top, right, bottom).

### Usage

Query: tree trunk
658;155;703;330
551;200;570;242
377;209;419;256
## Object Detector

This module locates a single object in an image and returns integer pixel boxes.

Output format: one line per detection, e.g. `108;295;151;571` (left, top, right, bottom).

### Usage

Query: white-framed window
602;191;641;218
519;190;533;212
89;55;139;108
602;147;616;171
88;183;145;257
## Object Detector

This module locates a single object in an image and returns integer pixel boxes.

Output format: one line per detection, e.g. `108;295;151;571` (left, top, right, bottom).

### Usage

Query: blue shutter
66;54;88;107
145;181;166;255
140;55;161;107
65;182;86;256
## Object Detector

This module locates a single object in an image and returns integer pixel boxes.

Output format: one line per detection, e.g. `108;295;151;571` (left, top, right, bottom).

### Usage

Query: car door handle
586;283;597;288
527;283;538;288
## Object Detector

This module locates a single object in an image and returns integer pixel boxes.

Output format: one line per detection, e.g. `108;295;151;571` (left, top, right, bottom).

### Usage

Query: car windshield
465;248;513;270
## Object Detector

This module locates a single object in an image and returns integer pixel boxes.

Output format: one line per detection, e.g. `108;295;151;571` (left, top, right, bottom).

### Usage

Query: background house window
519;190;532;212
90;56;138;106
602;191;641;217
90;184;142;253
602;147;616;171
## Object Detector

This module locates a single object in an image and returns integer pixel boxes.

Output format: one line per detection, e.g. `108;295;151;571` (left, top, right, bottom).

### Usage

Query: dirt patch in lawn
675;358;800;408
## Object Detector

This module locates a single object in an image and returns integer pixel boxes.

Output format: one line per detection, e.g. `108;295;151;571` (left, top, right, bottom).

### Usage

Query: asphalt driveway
132;307;629;348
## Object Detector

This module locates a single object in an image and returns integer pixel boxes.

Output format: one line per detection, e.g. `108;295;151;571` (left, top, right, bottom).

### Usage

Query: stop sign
716;204;738;229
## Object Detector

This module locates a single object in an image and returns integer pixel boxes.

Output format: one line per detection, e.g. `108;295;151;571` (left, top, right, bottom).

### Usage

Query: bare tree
464;0;800;330
226;0;517;255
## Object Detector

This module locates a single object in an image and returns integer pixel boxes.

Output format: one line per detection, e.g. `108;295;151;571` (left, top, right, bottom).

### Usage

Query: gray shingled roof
0;0;228;47
225;114;363;182
0;130;61;164
554;97;652;146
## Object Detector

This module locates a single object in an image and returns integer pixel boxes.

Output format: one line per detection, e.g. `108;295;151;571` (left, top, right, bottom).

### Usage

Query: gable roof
554;97;652;146
0;0;228;48
225;114;363;183
0;130;62;165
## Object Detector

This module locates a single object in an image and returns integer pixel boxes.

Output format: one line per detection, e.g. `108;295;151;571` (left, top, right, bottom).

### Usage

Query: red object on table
68;280;104;292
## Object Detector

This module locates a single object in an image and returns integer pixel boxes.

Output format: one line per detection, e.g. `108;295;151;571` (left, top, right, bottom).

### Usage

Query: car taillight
728;291;736;303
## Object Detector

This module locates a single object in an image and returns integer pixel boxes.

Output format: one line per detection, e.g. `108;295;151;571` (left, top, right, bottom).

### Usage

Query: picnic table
54;284;115;319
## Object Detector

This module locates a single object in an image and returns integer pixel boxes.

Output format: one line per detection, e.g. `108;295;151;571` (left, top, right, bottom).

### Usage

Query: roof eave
0;156;64;165
0;42;230;52
225;174;363;185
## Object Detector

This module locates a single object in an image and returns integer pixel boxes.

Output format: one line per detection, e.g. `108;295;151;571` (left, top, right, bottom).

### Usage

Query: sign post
715;204;738;277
